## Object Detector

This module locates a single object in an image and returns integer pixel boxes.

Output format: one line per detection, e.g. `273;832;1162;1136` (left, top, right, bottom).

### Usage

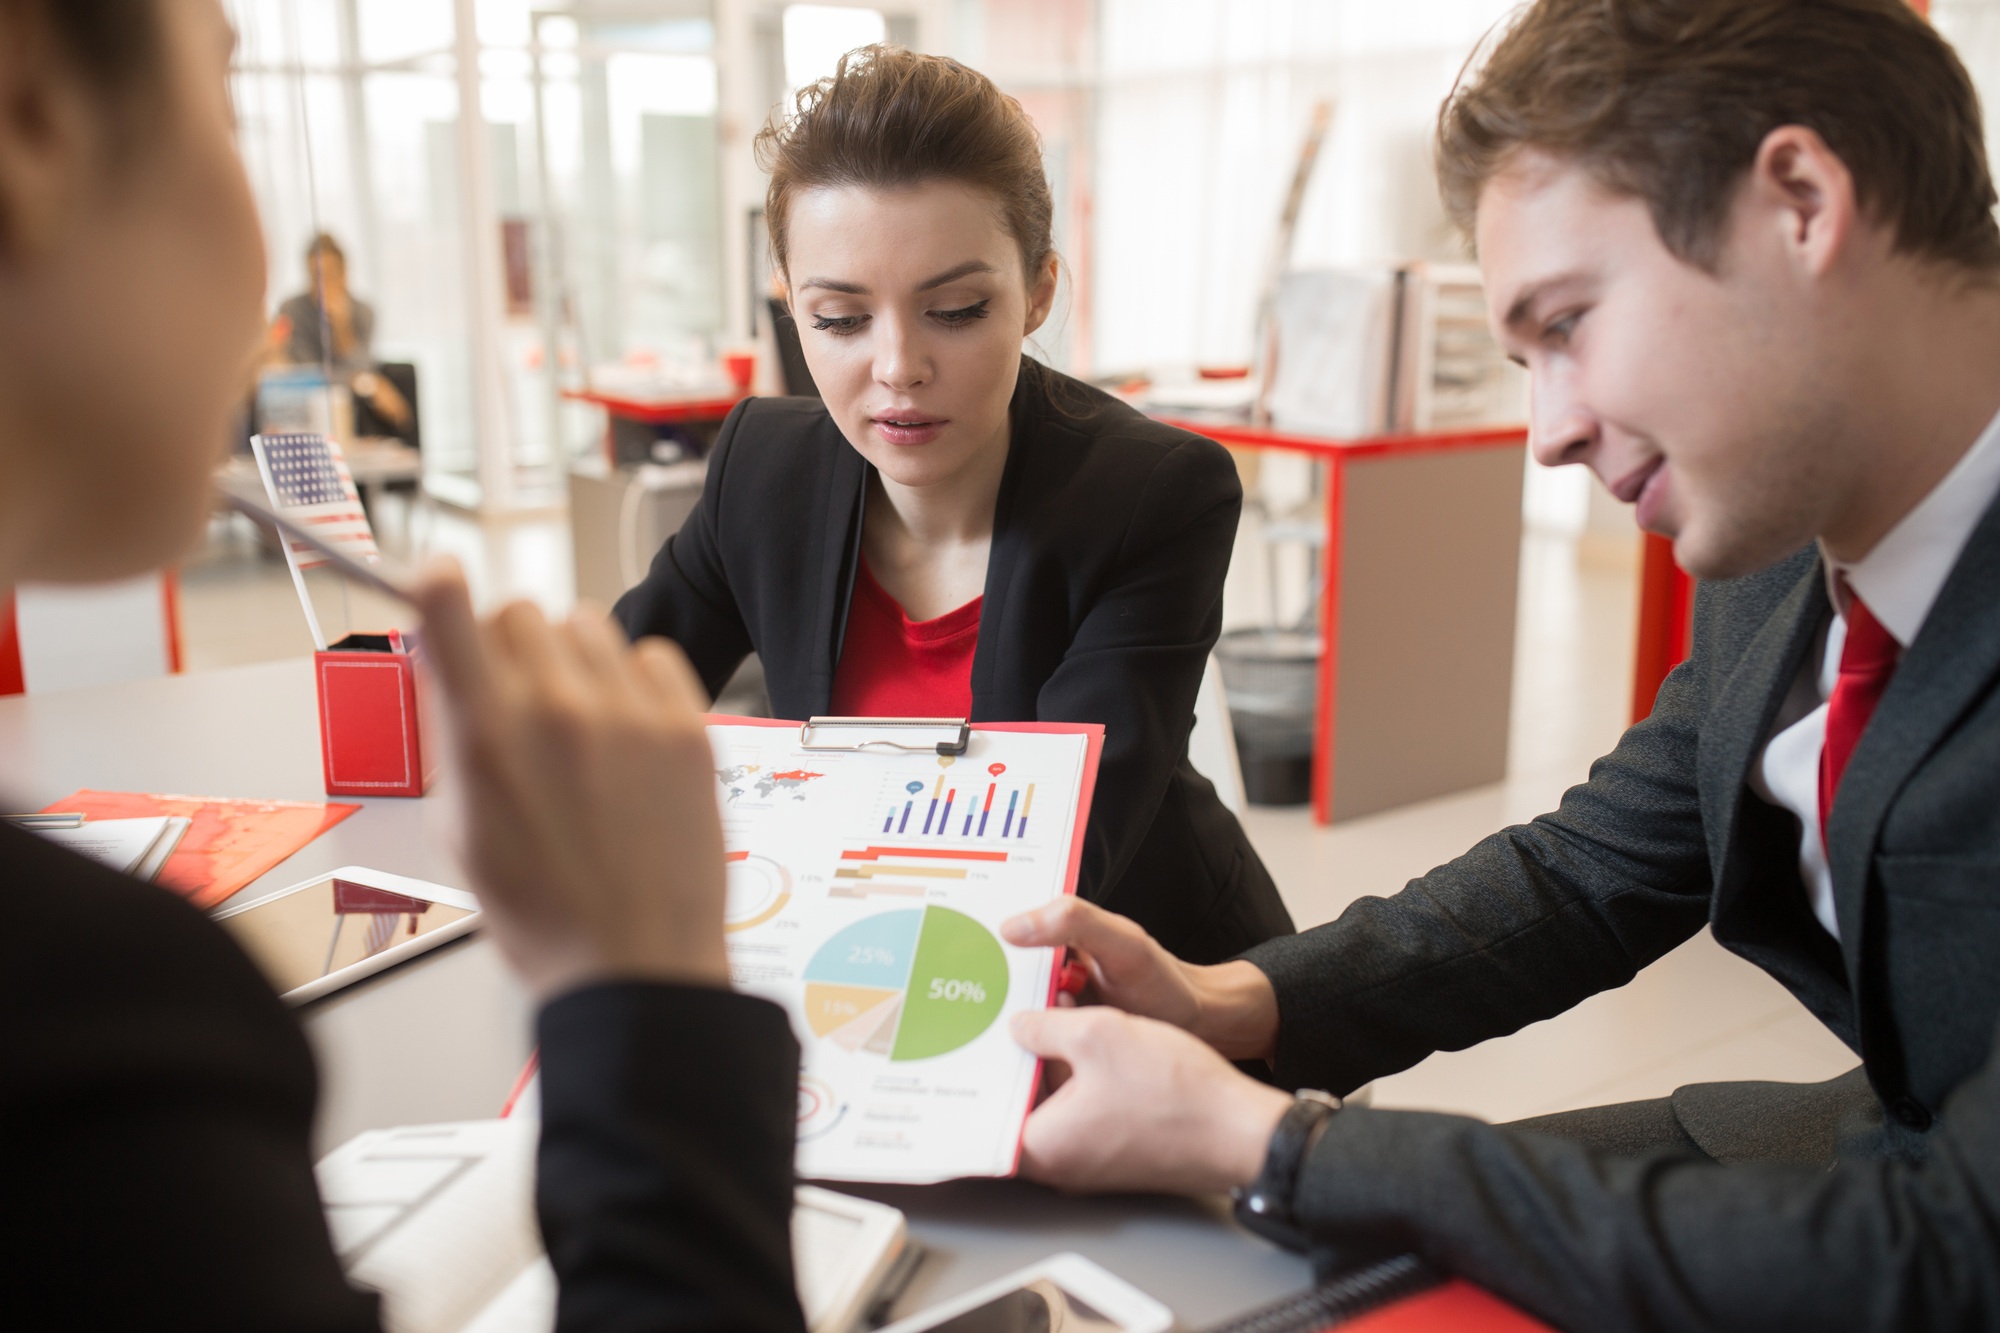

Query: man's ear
0;5;93;261
1746;124;1857;281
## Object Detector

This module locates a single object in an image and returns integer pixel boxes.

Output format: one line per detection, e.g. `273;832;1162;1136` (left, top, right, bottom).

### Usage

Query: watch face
1234;1191;1312;1252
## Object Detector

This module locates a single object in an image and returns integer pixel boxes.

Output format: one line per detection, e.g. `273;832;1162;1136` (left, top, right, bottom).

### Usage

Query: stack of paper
37;789;360;908
318;1119;914;1333
34;816;191;883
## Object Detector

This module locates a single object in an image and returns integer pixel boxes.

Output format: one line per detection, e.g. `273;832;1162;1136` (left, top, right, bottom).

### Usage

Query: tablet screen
920;1280;1125;1333
217;876;475;996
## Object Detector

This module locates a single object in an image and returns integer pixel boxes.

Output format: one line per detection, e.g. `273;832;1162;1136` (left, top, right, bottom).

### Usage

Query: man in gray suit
999;0;2000;1326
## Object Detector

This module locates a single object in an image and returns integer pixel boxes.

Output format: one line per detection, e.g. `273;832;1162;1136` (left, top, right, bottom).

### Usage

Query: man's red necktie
1819;592;1901;847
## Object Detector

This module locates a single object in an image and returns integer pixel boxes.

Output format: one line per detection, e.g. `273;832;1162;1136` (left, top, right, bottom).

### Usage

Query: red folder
39;789;358;910
1341;1280;1556;1332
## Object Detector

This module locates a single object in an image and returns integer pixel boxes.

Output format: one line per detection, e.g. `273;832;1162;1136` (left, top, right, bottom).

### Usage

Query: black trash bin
1215;628;1320;806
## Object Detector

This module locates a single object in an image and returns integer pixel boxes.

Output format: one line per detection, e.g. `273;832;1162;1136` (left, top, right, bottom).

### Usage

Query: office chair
354;361;422;456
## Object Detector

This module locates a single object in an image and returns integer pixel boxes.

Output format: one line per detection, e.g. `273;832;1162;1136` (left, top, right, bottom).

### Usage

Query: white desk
0;659;1314;1325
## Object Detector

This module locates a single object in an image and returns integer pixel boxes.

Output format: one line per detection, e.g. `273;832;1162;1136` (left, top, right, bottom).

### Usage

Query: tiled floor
176;494;1858;1126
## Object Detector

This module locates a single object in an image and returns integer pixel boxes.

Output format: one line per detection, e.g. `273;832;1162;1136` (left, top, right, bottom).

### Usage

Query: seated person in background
616;46;1293;964
270;230;414;441
0;2;800;1328
998;0;2000;1327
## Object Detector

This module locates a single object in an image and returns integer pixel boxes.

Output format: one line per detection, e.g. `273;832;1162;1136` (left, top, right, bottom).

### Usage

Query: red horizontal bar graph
842;845;1009;863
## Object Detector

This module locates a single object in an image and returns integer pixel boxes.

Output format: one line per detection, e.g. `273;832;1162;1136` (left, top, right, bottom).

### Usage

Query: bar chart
831;843;1008;901
878;764;1038;842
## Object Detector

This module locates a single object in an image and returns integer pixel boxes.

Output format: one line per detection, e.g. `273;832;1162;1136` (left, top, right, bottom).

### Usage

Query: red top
829;559;982;718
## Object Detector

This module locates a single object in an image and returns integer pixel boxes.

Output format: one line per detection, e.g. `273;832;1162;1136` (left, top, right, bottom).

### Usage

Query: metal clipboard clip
799;716;972;756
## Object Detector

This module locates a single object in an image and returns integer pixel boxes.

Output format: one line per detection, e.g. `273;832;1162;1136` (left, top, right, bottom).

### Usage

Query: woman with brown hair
617;46;1293;963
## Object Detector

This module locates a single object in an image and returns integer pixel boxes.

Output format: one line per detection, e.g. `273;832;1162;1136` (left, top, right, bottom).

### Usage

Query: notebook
318;1118;915;1333
31;815;190;882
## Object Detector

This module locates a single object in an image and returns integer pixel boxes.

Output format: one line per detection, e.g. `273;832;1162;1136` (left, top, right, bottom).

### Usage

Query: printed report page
708;721;1097;1184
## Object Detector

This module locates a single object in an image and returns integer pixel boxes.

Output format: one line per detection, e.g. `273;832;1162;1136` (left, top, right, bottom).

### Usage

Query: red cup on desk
722;351;756;391
315;631;436;799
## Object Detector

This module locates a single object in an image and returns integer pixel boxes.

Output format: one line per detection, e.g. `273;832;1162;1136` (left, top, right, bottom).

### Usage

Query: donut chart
802;907;1009;1061
724;852;791;932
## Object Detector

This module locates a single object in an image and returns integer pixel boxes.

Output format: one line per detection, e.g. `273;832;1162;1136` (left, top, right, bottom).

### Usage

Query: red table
1159;419;1530;824
1632;532;1696;722
561;387;747;468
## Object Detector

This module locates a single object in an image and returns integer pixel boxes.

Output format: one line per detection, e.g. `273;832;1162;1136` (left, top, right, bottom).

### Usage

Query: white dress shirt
1748;407;2000;941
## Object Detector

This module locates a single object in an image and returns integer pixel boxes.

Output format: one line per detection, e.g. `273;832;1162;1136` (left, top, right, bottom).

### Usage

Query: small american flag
252;433;379;569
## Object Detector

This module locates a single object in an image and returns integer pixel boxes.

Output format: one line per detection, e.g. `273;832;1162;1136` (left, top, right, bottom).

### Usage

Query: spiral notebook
1202;1257;1555;1333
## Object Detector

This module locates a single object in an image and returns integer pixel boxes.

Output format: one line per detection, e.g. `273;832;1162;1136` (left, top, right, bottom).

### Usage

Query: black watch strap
1233;1090;1341;1250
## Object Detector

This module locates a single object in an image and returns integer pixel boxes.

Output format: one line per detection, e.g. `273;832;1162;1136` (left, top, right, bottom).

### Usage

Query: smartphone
211;865;480;1005
879;1254;1173;1333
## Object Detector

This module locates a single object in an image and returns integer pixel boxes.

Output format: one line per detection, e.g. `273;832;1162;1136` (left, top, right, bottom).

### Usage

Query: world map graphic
715;764;827;805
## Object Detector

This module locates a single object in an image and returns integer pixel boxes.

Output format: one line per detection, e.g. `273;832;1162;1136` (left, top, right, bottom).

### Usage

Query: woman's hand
415;560;727;1002
1000;897;1283;1061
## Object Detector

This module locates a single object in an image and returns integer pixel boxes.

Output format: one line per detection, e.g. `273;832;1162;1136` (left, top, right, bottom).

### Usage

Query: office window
226;0;730;510
1091;0;1517;374
784;5;889;89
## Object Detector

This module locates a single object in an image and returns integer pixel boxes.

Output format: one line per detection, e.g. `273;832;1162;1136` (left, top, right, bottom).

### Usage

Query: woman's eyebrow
918;260;998;290
797;260;1000;297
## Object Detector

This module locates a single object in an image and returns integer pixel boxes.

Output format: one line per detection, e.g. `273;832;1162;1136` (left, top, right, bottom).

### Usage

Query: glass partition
226;0;728;511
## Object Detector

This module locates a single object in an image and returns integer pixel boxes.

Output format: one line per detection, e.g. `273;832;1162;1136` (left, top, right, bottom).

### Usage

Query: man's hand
414;560;727;1002
1013;1007;1291;1195
1001;897;1282;1061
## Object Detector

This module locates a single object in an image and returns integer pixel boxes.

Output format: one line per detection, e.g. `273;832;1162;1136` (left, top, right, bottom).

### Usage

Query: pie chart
802;907;1009;1061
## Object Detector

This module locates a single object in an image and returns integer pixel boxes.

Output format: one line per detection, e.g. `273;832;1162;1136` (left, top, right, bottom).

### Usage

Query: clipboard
799;716;971;756
703;713;1105;1183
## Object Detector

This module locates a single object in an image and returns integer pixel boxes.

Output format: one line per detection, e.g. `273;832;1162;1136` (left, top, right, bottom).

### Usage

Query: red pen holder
315;633;436;799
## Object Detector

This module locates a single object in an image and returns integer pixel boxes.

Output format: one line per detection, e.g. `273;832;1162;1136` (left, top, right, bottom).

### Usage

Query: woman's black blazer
615;359;1294;963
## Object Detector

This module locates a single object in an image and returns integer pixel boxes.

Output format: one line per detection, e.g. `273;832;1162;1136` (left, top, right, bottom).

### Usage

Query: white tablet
212;865;481;1005
880;1253;1173;1333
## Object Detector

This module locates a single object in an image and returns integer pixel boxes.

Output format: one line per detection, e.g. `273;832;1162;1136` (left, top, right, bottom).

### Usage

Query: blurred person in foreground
997;1;2000;1328
0;2;800;1327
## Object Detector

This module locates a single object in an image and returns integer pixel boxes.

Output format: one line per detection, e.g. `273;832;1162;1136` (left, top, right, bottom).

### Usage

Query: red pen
1058;959;1089;996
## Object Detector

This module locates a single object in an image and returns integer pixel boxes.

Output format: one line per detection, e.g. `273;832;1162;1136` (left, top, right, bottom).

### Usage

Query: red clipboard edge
968;721;1106;1178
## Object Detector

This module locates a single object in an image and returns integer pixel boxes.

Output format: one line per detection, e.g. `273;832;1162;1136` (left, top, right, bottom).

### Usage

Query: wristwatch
1232;1089;1342;1251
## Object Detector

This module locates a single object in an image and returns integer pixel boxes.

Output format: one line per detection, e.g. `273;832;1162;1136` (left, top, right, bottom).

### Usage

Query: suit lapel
968;363;1044;717
1828;490;2000;979
807;421;868;714
1697;559;1829;897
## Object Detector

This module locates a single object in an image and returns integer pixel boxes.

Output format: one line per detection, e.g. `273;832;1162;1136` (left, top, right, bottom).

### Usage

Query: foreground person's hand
415;560;726;1001
1013;1007;1292;1194
1001;897;1282;1060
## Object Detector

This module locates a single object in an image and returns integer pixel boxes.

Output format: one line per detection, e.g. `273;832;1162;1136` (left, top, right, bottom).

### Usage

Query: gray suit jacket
1242;494;2000;1329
